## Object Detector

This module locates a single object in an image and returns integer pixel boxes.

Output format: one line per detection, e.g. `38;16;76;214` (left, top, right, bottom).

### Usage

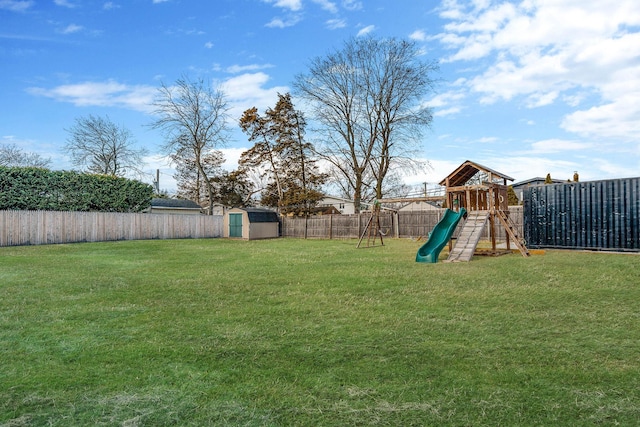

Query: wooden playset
439;160;529;261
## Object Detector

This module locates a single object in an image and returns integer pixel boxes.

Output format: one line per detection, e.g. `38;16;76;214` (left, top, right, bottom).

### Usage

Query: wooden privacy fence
281;207;524;241
0;210;223;247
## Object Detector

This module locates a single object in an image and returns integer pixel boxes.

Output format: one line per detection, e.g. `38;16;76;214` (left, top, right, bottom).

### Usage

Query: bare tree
365;38;436;198
171;146;225;205
0;143;51;168
150;76;230;215
64;115;147;177
294;37;437;211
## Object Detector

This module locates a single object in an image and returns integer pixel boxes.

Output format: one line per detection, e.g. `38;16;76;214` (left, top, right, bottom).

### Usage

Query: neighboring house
146;198;203;215
318;195;413;214
511;177;565;204
317;196;357;215
201;203;226;216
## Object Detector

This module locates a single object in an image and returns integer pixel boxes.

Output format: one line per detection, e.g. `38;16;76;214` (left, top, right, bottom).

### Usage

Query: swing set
356;200;389;248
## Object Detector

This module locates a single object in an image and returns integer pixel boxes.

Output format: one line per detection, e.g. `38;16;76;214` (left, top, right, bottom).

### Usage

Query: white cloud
59;24;84;34
529;139;592;154
312;0;338;13
221;72;289;119
403;158;461;185
54;0;75;8
204;41;214;49
262;0;302;11
427;91;465;108
220;147;247;171
356;24;375;37
27;80;157;113
27;72;289;121
426;90;466;116
326;18;346;30
265;14;302;28
591;158;639;178
436;0;640;142
226;63;274;74
153;0;169;3
434;107;461;117
103;2;119;10
562;92;586;107
477;136;498;144
525;90;558;108
561;93;640;140
409;30;428;42
0;0;33;12
342;0;362;11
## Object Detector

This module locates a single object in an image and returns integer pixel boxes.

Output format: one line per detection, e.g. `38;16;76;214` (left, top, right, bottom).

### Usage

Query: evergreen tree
239;106;284;207
240;93;326;215
210;170;255;208
507;185;519;206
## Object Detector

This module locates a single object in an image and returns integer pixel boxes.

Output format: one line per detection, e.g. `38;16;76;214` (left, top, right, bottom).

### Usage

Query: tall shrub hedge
0;167;153;212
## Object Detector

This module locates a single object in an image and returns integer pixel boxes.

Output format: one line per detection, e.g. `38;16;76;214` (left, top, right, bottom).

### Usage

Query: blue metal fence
523;177;640;251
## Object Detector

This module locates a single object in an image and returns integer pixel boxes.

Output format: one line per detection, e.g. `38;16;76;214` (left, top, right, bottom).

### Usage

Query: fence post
329;215;333;239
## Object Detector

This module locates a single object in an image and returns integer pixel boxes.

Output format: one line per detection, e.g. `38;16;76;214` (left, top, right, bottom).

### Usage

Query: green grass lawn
1;238;639;426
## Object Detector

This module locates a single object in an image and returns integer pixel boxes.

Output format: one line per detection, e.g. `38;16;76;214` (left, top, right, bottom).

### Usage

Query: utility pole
154;169;160;194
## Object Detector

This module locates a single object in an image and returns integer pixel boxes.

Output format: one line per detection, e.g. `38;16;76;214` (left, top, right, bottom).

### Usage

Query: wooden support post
489;210;497;251
505;210;511;250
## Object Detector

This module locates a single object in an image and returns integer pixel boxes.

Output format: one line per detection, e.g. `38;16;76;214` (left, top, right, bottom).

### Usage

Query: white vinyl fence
0;210;223;247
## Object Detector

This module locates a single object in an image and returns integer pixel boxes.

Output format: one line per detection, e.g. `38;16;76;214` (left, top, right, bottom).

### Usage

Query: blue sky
1;0;639;193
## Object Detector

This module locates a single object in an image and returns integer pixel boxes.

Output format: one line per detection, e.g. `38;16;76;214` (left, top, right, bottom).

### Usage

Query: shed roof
236;207;279;223
439;160;514;187
151;198;202;209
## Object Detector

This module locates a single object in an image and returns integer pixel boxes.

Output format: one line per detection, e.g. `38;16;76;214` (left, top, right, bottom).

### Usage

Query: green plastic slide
415;208;466;263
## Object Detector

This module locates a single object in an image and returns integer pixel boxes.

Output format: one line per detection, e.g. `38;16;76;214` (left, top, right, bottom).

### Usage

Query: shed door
229;213;243;237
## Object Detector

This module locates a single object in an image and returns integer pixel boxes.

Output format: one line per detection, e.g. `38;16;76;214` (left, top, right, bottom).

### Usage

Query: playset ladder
494;209;530;257
446;210;490;262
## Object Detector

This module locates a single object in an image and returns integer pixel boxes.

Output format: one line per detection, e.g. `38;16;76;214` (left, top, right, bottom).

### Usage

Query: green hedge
0;167;153;212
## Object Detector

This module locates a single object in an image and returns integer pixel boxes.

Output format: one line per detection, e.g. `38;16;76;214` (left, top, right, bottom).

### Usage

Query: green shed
223;207;280;240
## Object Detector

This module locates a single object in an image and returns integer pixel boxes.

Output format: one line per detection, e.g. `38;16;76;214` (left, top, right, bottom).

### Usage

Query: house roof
512;177;565;187
151;198;202;210
319;195;354;204
439;160;514;187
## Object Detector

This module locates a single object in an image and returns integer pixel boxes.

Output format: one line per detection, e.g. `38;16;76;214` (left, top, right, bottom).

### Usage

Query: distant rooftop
151;198;202;209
